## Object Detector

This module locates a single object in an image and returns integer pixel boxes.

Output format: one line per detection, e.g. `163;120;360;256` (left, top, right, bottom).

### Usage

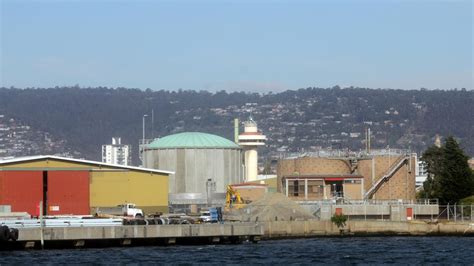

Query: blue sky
1;0;472;92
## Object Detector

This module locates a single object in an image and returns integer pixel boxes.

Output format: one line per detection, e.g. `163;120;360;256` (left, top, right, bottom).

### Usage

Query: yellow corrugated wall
90;171;168;213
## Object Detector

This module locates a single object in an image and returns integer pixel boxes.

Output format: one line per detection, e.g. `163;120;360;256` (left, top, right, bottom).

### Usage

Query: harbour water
1;237;473;264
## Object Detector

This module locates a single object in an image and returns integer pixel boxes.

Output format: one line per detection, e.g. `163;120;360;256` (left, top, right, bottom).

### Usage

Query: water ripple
0;237;473;265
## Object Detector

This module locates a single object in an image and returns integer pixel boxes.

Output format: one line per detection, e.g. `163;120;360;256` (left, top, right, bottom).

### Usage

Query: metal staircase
364;154;410;199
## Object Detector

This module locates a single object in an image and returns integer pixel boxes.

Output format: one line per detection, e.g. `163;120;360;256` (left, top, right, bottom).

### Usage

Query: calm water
0;237;473;264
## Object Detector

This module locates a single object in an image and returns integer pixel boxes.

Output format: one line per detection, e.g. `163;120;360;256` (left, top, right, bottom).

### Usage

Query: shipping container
47;171;90;215
0;171;43;216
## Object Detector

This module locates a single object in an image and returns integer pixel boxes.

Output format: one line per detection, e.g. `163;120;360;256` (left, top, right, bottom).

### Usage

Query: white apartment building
415;157;428;189
102;137;131;166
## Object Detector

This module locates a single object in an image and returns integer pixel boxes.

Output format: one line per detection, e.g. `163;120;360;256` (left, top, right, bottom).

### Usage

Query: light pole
142;114;148;166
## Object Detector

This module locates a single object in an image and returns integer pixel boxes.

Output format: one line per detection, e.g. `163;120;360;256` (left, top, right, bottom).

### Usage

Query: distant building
101;137;131;166
468;158;474;170
415;157;428;189
434;134;442;148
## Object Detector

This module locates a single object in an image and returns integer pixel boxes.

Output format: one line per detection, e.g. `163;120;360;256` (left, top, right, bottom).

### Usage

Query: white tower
238;117;266;182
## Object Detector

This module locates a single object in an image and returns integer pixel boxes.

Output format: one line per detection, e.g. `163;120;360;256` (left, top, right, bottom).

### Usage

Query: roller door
47;171;90;215
0;171;43;216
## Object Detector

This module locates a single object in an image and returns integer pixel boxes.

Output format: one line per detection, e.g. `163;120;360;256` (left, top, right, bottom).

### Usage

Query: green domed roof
147;132;240;149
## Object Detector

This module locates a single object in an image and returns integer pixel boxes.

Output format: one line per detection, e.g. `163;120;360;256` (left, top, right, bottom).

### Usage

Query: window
293;180;299;197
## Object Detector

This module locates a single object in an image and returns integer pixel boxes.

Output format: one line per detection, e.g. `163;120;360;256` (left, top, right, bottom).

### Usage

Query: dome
147;132;240;149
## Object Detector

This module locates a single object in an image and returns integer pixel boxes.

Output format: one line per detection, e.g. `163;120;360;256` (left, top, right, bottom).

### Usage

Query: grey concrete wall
17;223;263;241
333;205;391;216
15;221;474;243
145;148;243;195
299;203;439;221
261;220;474;238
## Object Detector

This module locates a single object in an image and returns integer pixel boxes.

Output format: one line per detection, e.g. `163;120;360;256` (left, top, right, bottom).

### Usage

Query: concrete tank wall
144;148;243;195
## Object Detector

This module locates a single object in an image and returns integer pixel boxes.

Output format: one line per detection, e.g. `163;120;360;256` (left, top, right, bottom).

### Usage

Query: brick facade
277;154;416;200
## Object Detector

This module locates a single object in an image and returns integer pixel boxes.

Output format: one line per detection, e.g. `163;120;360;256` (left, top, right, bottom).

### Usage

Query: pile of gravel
227;192;315;222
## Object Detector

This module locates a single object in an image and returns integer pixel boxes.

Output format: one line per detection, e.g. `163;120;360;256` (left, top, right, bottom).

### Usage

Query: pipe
234;118;239;143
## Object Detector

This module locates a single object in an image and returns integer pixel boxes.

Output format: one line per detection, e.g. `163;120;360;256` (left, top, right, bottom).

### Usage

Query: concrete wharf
1;223;263;249
3;220;472;250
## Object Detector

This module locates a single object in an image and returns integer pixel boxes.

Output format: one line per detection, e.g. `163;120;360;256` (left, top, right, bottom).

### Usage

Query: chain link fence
435;204;474;222
225;202;474;223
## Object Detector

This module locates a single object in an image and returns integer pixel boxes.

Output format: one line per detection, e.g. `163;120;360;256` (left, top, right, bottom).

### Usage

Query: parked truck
95;203;144;218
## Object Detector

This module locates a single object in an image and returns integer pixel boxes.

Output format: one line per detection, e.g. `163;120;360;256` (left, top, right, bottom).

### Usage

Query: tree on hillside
420;136;474;204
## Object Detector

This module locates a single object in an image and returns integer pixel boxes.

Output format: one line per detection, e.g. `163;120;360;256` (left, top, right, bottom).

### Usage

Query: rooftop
147;132;240;149
0;155;174;175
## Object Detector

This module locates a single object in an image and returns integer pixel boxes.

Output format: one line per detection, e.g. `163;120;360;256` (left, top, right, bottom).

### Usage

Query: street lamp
142;114;148;166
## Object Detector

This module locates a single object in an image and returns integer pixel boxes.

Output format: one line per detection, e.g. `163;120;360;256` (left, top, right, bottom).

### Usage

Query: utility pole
151;109;154;140
142;114;148;166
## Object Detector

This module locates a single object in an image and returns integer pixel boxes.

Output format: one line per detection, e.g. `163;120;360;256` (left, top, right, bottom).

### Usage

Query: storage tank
143;132;243;209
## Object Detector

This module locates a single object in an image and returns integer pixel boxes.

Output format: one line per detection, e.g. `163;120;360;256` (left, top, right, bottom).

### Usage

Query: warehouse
0;155;172;216
143;132;243;210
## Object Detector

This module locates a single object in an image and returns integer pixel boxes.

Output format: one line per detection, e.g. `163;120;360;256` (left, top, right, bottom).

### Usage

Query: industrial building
277;150;417;201
0;155;172;216
143;132;243;210
102;137;131;166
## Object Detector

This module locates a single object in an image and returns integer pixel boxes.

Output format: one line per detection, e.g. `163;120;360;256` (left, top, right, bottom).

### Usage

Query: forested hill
0;87;472;164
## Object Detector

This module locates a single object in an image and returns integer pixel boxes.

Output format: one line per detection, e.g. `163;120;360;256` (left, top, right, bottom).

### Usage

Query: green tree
421;136;474;204
437;137;474;203
419;145;443;199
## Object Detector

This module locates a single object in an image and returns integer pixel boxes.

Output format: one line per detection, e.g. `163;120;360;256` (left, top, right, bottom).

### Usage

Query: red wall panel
47;171;90;215
0;171;43;216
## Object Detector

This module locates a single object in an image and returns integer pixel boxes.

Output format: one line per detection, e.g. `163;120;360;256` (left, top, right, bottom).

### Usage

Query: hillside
0;87;472;164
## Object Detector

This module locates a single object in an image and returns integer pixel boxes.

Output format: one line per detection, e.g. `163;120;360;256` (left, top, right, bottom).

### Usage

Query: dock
0;223;263;249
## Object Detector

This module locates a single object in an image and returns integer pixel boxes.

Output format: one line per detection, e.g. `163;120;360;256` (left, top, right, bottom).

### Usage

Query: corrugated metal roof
0;155;174;175
147;132;240;149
